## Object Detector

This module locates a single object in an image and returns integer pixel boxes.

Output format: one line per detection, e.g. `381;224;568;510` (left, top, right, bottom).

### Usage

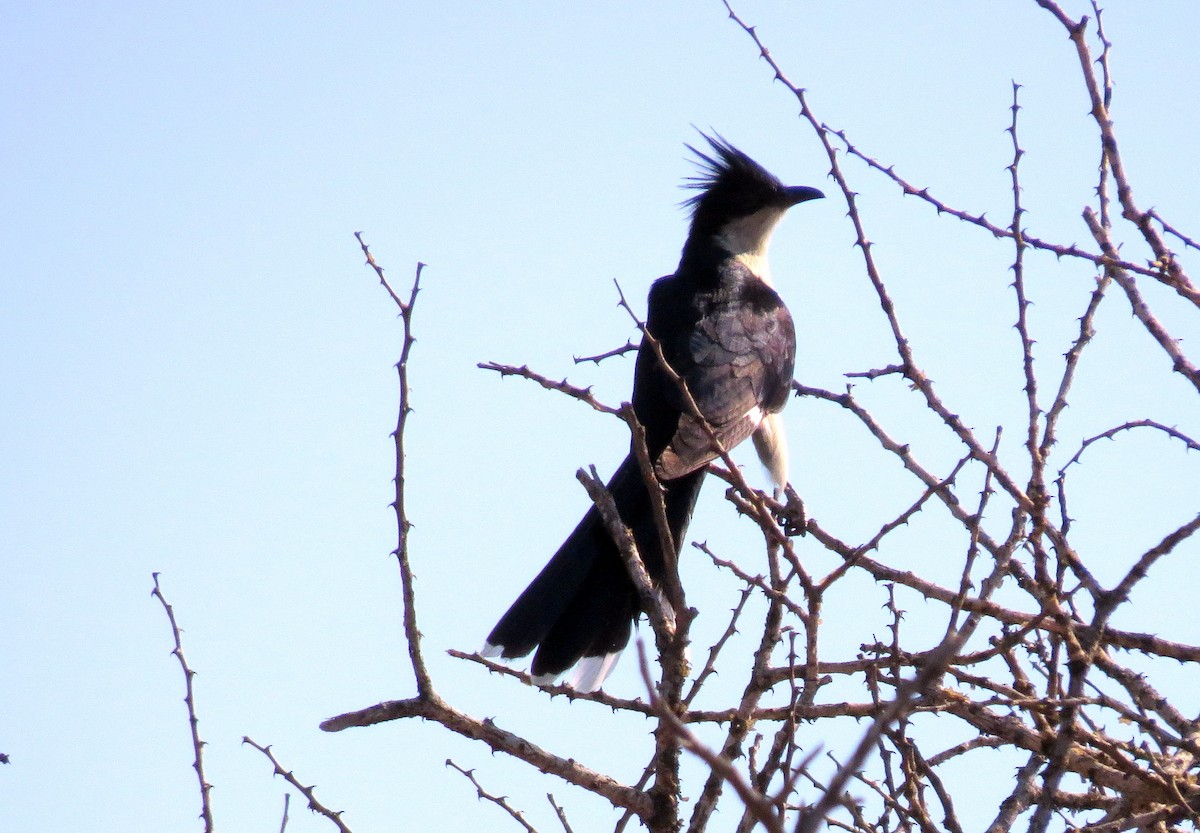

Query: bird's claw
776;483;807;537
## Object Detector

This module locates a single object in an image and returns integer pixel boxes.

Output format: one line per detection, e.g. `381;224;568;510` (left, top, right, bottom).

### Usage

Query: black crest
683;133;788;234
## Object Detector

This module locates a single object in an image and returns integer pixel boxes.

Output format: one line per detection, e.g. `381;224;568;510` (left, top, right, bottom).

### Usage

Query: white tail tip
569;651;623;693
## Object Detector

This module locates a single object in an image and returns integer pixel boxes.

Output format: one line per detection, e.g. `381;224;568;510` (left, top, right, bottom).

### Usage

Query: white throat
714;206;786;286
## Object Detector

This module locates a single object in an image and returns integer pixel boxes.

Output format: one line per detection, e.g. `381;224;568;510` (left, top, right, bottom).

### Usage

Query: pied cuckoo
483;135;822;691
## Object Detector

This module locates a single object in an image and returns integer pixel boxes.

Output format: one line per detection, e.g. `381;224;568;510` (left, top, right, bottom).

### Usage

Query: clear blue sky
3;2;1197;831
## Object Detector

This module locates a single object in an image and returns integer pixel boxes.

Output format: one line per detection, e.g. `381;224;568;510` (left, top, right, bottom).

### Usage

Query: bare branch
320;696;652;818
1082;207;1200;392
575;340;638;365
354;237;434;696
636;643;785;833
327;9;1200;832
478;361;622;415
1060;418;1200;476
244;737;352;833
577;464;676;640
547;793;575;833
1035;2;1200;308
151;573;214;833
447;759;540;833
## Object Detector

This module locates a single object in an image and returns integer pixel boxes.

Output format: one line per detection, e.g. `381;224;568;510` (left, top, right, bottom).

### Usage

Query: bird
482;134;823;692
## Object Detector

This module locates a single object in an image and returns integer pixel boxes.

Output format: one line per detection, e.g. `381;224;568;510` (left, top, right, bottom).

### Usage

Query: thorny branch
322;5;1199;833
324;238;656;824
447;759;540;833
152;573;214;833
353;232;434;696
244;737;353;833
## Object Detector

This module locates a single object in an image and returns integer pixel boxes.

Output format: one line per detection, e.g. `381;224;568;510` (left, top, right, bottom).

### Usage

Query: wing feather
643;267;796;480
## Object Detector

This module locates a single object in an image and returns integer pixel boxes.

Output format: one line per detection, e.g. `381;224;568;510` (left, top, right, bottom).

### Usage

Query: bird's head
683;133;822;276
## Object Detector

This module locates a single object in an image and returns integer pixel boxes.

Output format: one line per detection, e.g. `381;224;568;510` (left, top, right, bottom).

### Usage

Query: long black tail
483;453;705;689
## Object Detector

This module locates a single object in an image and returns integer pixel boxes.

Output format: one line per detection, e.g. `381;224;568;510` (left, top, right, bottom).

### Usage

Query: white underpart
743;404;766;431
752;411;790;497
715;206;788;286
738;405;789;495
479;641;503;658
715;203;795;496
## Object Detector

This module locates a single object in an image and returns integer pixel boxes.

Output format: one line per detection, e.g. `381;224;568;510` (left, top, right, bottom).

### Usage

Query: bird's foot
775;483;807;537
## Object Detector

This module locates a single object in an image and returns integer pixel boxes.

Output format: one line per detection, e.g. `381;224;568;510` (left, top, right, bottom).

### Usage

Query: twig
1150;209;1200;252
825;124;1182;286
924;736;1008;767
333;238;656;821
696;541;808;622
802;513;1200;662
355;235;434;695
575;340;638;365
577;465;676;640
1081;207;1200;393
479;361;622;416
1035;1;1200;308
1092;0;1114;231
244;737;352;833
1059;418;1200;475
447;758;540;833
683;584;754;706
983;752;1043;833
1006;83;1047;538
620;402;686;619
321;696;651;817
547;793;575;833
1108;512;1200;611
844;363;904;380
1041;270;1111;478
687;540;792;832
151;573;214;833
448;649;651;709
636;643;784;833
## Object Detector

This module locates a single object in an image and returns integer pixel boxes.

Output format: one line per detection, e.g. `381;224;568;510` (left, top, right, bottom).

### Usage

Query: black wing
634;263;796;480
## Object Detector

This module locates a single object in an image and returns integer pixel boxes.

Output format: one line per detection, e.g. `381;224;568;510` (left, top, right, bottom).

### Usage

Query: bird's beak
783;185;824;206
